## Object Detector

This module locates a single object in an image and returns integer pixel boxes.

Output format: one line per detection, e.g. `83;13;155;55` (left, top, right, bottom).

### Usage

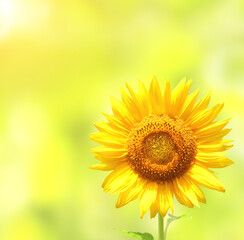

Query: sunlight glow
0;0;16;38
0;0;16;19
0;0;50;39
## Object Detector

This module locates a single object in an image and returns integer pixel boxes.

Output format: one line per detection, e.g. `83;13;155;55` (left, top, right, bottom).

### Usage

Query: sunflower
90;77;233;218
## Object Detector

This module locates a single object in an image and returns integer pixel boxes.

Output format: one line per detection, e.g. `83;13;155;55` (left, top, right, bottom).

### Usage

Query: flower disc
127;114;197;181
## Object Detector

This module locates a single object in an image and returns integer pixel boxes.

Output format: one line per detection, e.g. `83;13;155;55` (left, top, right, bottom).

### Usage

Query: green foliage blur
0;0;243;239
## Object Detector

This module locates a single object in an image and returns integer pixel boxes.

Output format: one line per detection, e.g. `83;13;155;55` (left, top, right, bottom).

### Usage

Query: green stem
158;213;165;240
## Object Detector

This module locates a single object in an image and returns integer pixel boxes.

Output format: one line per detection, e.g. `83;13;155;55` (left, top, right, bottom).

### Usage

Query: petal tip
140;213;145;219
152;75;158;80
181;77;187;82
115;200;122;208
89;148;95;152
125;82;131;89
228;159;234;166
187;78;192;85
220;187;226;193
89;164;100;170
89;133;95;139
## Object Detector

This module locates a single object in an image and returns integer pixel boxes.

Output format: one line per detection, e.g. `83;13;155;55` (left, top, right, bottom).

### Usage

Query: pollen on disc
143;132;176;165
127;114;197;181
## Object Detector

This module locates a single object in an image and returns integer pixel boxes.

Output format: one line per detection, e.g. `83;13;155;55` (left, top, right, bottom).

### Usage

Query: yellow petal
176;177;200;207
126;83;144;115
110;96;135;128
91;146;127;159
187;103;224;129
182;176;206;203
163;80;171;114
172;180;194;208
185;91;212;122
196;153;234;168
200;139;233;146
149;76;163;115
197;143;233;153
138;80;150;117
89;162;122;171
94;121;128;138
196;129;231;144
121;86;142;123
150;201;158;218
170;78;192;116
179;88;200;120
157;182;174;217
120;88;133;113
116;178;146;208
93;153;126;163
140;181;158;218
102;164;138;194
102;113;131;133
187;164;225;192
194;118;231;138
90;132;126;147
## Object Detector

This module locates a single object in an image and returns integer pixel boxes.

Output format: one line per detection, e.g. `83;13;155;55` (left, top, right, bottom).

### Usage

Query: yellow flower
90;77;233;218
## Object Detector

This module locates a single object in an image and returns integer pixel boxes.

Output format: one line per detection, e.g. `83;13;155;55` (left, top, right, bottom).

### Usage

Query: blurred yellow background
0;0;243;239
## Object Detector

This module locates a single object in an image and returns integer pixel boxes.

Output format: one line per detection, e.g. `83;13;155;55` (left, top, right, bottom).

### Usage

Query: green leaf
164;214;192;239
114;229;154;240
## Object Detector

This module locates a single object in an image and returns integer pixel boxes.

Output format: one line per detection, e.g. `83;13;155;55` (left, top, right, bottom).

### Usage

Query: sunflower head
90;77;233;218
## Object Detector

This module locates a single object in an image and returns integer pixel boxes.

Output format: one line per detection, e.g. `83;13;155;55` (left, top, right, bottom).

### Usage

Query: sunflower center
127;114;197;182
143;132;176;165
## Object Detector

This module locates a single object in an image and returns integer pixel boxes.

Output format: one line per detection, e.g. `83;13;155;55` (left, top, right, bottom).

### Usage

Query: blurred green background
0;0;243;239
